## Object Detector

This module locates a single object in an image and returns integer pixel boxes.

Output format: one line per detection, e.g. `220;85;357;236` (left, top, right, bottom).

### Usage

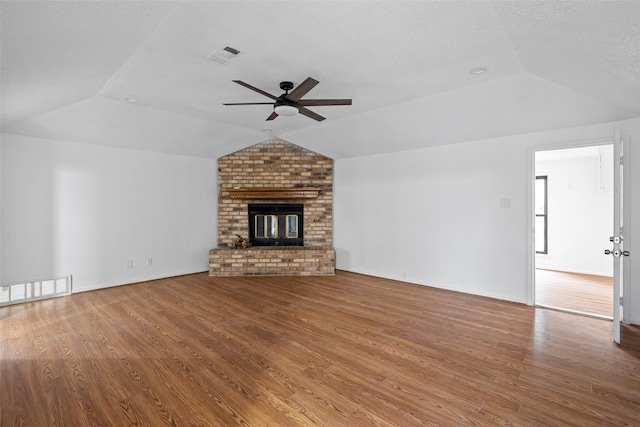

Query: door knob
605;249;631;257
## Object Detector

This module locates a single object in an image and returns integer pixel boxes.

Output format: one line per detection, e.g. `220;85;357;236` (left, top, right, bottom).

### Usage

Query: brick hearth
209;140;335;276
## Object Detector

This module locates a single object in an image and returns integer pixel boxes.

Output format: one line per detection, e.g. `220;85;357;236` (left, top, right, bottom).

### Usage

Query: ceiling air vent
209;46;241;65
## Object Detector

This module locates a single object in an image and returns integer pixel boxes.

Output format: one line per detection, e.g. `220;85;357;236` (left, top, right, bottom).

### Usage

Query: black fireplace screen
248;204;303;246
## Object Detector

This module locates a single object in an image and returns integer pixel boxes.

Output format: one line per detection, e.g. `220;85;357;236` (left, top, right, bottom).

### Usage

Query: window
535;176;548;254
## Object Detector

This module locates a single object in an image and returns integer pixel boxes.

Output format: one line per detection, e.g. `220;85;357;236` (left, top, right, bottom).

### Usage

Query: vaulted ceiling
2;1;639;159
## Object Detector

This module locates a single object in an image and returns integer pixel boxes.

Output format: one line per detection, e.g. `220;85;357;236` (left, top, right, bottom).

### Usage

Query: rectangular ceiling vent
209;46;241;65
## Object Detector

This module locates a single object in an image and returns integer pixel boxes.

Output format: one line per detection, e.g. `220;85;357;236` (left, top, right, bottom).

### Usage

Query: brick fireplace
209;140;335;276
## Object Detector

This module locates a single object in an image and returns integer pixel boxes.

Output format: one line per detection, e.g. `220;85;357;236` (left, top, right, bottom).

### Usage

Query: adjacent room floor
535;269;613;318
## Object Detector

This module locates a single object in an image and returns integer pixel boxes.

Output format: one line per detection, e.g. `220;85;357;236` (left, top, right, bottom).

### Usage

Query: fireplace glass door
286;215;298;238
249;204;303;246
254;215;298;239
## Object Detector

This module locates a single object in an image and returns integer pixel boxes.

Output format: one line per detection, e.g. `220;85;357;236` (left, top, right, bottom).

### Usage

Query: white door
608;129;629;344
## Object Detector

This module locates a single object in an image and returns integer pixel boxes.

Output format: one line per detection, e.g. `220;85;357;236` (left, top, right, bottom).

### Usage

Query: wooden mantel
227;187;321;199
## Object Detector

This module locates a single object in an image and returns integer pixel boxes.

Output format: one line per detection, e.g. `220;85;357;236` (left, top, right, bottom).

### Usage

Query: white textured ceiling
1;1;639;159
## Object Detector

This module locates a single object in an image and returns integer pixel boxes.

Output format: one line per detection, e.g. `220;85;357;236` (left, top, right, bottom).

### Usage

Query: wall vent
209;46;241;64
0;275;72;307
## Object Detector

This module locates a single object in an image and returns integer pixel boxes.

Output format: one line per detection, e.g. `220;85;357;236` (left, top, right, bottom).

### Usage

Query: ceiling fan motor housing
274;97;298;108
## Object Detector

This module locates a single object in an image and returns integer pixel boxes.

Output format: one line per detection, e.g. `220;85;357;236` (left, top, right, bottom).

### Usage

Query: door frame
526;135;631;325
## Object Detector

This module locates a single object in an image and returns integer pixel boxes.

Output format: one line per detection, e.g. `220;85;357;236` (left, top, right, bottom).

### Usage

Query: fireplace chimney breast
210;140;334;276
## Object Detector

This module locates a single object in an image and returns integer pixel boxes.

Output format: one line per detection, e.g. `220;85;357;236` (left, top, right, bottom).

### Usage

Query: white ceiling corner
1;1;639;159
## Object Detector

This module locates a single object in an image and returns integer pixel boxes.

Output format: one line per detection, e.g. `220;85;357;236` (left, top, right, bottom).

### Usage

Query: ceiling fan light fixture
274;104;298;116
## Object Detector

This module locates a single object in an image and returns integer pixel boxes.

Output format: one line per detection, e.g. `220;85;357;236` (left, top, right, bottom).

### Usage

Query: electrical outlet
147;258;153;266
126;260;133;269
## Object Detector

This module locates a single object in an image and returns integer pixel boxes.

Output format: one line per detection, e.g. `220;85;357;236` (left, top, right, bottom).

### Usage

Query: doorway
534;145;614;318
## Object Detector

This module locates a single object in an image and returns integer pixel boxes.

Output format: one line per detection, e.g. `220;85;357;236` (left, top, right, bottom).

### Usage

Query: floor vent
0;276;72;307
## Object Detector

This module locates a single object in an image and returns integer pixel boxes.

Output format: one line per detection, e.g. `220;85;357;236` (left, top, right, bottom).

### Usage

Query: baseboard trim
73;270;209;293
336;268;528;305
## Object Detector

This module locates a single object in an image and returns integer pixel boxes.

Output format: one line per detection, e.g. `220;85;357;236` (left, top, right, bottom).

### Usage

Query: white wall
1;134;217;292
535;148;613;276
334;118;639;324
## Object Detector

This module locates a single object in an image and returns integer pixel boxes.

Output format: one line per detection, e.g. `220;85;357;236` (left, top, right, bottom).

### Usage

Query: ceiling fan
223;77;352;122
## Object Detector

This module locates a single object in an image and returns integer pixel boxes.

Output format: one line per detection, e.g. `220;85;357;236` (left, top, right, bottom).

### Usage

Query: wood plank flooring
535;269;613;318
2;271;640;426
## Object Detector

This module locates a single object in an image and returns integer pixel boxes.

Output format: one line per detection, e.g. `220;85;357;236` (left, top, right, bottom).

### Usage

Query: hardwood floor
2;271;639;426
535;269;613;318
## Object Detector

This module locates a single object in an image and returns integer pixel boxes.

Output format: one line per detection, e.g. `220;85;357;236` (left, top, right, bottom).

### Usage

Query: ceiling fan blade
286;77;319;101
298;99;352;106
232;80;278;100
223;102;275;105
266;111;279;121
298;106;325;122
